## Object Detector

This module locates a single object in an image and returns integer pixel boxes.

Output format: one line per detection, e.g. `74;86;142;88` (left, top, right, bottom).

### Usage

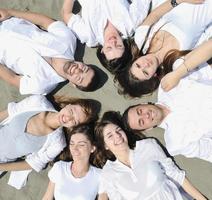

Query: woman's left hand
178;0;205;4
161;71;181;91
0;9;11;21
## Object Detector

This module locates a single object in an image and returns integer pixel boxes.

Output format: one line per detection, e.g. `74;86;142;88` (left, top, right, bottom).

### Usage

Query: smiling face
127;104;164;131
102;34;125;61
102;123;128;154
69;133;95;162
130;54;159;81
58;104;87;128
63;61;94;88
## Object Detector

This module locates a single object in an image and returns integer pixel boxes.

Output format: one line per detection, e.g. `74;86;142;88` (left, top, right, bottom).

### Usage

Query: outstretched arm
0;64;21;89
182;177;208;200
0;110;8;123
161;39;212;91
0;8;54;30
142;0;204;26
61;0;75;24
42;181;55;200
0;161;32;171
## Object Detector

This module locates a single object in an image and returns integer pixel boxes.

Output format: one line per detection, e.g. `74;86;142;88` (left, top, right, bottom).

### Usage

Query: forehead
103;123;118;135
70;133;88;142
71;104;87;121
105;48;124;60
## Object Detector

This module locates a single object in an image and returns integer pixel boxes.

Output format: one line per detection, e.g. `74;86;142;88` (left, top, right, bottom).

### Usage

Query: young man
0;8;98;95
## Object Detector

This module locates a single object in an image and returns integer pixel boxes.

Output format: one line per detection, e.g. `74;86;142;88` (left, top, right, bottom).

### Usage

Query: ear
153;73;157;77
70;82;76;88
91;146;96;153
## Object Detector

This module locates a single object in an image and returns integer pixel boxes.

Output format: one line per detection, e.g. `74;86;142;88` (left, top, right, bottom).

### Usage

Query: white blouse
99;139;185;200
1;95;66;189
67;0;150;47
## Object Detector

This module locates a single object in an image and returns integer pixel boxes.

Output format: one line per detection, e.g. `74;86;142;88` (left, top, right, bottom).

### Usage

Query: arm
0;110;8;123
42;181;55;200
61;0;75;24
142;0;204;26
0;64;21;88
3;8;54;30
0;161;32;171
97;193;109;200
182;177;208;200
161;39;212;91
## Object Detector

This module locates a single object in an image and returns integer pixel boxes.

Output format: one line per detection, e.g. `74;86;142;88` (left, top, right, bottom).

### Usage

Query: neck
71;160;90;178
157;103;170;122
104;20;119;41
44;112;60;130
114;147;131;167
51;58;67;78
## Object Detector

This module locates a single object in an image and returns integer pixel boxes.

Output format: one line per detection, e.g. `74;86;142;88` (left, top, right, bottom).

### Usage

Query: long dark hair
96;39;136;74
94;111;143;167
56;124;101;167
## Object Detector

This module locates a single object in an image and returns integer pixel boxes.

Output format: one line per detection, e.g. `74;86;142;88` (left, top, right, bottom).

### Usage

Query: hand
178;0;205;4
0;9;11;21
161;71;181;91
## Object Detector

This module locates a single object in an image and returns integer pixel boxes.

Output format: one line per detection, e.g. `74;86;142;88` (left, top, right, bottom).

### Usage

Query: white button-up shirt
158;77;212;162
0;17;76;95
1;95;66;189
68;0;150;47
99;139;185;200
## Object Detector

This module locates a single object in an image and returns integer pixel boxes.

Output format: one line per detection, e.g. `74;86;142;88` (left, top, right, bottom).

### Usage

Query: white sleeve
67;14;89;45
129;0;151;28
48;161;62;183
146;139;185;186
25;131;66;172
176;137;212;163
7;95;53;118
98;172;124;200
19;75;57;95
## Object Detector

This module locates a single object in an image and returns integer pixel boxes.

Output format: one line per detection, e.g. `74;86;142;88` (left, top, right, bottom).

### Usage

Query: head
123;103;165;131
67;125;96;163
53;95;100;128
63;61;99;91
96;39;133;74
115;55;165;97
95;111;139;166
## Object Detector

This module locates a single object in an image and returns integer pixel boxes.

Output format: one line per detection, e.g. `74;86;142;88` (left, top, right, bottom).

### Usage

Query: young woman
161;39;212;91
0;8;98;94
42;124;107;200
115;0;211;97
95;111;207;200
62;0;195;74
0;95;100;189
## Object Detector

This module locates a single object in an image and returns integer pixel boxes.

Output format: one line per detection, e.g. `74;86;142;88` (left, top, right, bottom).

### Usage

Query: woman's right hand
0;9;11;21
161;71;181;91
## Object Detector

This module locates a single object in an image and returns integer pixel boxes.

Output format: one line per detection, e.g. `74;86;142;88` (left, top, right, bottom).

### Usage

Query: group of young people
0;0;211;199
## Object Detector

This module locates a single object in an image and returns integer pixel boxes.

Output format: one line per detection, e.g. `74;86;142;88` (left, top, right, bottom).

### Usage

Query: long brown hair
49;95;101;124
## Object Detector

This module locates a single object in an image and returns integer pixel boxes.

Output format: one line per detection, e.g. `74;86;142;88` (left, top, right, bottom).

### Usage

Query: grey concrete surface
0;0;211;199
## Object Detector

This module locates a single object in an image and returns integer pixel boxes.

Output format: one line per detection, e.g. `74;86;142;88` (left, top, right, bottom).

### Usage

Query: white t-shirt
0;17;76;95
99;139;185;200
67;0;150;46
48;161;101;200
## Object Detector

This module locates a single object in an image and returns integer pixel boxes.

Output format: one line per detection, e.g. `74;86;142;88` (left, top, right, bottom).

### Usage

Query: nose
141;111;150;120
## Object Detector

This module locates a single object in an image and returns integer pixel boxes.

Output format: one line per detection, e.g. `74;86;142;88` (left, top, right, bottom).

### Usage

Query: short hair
76;65;99;92
96;39;133;74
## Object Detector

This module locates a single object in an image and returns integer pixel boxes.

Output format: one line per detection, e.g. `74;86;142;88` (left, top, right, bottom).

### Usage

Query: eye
143;70;149;77
136;63;141;68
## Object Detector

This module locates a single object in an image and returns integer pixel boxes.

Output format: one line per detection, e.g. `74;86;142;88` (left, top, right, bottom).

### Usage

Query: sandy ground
0;0;211;199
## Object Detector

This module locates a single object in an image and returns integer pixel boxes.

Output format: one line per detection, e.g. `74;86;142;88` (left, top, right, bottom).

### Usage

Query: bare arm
97;193;109;200
161;39;212;91
2;8;54;30
182;177;208;200
0;160;32;171
0;110;8;123
61;0;75;24
0;64;21;88
42;181;55;200
142;0;204;26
